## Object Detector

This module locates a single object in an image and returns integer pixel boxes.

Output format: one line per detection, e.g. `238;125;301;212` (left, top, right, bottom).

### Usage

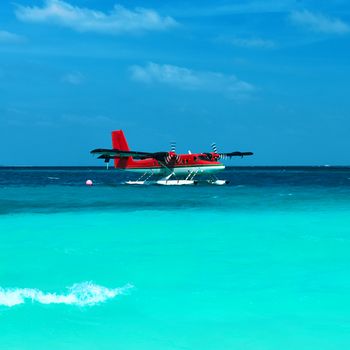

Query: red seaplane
91;130;253;185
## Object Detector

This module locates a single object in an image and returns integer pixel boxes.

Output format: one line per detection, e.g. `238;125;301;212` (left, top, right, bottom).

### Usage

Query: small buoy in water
86;179;93;186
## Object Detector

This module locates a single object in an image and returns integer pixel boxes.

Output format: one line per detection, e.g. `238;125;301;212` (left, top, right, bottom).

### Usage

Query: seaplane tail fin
111;130;132;168
112;130;130;151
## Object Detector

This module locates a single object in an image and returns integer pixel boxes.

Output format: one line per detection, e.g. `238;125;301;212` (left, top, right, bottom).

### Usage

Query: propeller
165;141;181;164
211;142;218;153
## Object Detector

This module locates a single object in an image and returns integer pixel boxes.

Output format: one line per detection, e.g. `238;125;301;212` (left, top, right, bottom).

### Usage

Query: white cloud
15;0;177;34
290;10;350;34
130;62;254;100
61;72;85;85
0;30;24;43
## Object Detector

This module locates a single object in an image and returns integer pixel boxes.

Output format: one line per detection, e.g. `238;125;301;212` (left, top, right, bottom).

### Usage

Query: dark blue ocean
1;167;350;349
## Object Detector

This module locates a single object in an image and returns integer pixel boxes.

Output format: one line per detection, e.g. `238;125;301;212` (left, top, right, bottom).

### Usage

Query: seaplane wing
219;151;253;159
90;148;168;160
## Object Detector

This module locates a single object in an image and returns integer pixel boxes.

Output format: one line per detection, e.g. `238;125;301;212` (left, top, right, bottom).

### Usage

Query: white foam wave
0;282;133;307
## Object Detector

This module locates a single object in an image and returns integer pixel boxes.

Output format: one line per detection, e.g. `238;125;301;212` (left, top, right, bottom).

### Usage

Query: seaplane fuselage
115;153;225;175
108;131;226;175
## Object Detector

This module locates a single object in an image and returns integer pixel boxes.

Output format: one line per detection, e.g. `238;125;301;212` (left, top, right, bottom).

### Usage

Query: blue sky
0;0;349;165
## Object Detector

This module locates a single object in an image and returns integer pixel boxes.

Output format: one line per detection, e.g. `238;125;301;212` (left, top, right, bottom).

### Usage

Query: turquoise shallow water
1;167;350;349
